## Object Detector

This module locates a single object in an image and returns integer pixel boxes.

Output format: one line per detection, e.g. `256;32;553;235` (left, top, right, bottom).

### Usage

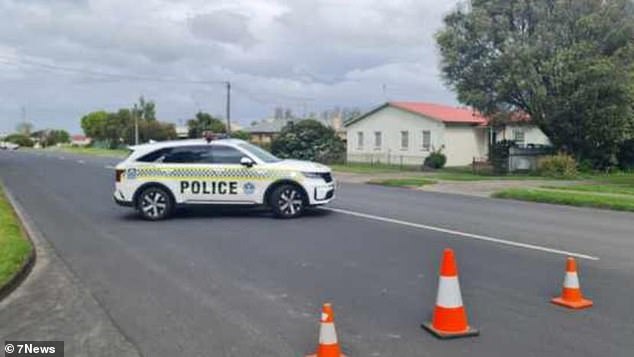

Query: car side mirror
240;157;255;168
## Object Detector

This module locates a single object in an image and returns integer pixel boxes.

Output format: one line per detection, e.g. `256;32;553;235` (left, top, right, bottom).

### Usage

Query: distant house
245;116;346;145
71;135;92;146
175;126;189;139
344;101;550;167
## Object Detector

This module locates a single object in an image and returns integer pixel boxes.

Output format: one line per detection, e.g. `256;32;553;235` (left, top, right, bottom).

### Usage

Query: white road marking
104;165;115;169
323;207;599;261
77;160;85;164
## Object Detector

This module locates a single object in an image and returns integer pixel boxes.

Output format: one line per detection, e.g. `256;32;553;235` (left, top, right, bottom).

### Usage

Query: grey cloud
0;0;460;133
188;10;257;47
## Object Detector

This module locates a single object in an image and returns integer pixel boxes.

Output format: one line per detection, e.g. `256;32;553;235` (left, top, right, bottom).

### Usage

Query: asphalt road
1;150;633;356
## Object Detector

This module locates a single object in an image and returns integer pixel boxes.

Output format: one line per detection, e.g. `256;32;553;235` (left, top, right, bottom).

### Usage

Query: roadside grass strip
367;177;437;188
47;146;129;158
0;186;33;287
429;172;547;182
493;187;634;212
331;163;420;174
541;184;634;196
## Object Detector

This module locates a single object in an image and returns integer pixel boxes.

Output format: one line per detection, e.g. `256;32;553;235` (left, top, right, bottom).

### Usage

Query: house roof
245;117;334;134
344;102;489;126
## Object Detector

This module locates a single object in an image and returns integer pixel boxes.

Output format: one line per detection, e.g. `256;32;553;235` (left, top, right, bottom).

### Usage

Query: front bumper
306;180;336;205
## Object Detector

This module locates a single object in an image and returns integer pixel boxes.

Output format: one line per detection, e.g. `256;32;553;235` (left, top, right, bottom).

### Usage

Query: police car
113;138;336;220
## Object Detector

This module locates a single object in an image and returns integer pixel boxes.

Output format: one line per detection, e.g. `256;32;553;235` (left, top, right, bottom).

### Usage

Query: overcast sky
0;0;460;133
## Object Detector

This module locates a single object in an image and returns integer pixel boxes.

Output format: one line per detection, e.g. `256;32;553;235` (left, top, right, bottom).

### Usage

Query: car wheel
136;186;174;221
270;184;305;218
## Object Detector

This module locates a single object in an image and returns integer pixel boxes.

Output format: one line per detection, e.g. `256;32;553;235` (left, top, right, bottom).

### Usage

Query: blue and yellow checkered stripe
129;166;297;181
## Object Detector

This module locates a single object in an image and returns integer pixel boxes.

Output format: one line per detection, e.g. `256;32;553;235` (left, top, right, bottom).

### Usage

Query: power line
0;55;235;131
0;56;226;84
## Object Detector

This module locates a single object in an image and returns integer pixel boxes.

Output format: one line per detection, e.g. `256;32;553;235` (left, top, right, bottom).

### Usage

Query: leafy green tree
271;119;345;164
31;129;70;147
80;99;174;148
136;121;177;143
81;111;108;139
186;112;226;138
52;130;71;144
132;96;157;121
436;0;634;168
231;130;250;140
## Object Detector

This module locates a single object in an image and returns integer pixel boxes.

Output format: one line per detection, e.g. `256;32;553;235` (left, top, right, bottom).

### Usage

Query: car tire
270;184;306;219
136;186;174;221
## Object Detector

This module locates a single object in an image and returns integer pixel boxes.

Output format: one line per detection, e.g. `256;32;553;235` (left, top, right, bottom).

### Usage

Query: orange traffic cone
306;303;347;357
551;257;593;309
422;248;479;339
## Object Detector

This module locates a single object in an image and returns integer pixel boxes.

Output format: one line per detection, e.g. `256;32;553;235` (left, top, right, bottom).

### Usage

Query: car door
208;145;260;203
158;145;215;203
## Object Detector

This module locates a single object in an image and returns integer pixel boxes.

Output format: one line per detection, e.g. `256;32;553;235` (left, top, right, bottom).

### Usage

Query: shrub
538;154;578;178
424;150;447;169
271;119;345;164
4;134;34;147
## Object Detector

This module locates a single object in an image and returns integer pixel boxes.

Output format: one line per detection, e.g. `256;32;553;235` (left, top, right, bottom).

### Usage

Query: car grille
319;172;333;183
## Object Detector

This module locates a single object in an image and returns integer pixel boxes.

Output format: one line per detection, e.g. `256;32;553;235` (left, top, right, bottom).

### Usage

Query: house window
357;131;364;149
422;130;431;151
400;131;409;150
374;131;382;149
513;129;525;146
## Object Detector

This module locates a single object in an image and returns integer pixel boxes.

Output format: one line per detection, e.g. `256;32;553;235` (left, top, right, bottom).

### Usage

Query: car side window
162;146;213;164
212;146;246;164
136;148;172;162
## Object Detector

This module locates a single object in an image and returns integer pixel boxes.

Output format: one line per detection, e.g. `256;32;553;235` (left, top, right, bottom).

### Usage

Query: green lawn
0;187;33;288
541;184;634;196
493;187;634;212
428;172;545;181
332;163;548;181
331;163;420;174
47;146;129;158
367;177;437;187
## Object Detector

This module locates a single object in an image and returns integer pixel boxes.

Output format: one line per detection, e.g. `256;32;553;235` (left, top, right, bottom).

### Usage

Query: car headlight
301;172;324;179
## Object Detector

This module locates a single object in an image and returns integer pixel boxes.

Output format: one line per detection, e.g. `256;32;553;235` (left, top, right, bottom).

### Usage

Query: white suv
113;138;336;220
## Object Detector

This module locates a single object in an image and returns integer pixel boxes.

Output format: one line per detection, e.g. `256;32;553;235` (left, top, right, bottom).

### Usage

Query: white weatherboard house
344;102;550;167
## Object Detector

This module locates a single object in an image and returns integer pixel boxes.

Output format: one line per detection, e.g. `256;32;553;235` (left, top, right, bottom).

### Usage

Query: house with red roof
70;134;92;146
344;101;549;167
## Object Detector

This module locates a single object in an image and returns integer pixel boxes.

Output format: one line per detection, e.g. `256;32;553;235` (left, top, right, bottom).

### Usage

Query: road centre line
323;207;599;261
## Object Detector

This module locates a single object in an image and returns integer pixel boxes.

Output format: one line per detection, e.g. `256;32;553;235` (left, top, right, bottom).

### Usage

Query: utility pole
225;81;231;136
133;104;139;145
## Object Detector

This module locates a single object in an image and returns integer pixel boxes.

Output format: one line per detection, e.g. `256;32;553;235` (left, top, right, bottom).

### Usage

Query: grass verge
429;172;546;181
331;163;420;174
541;184;634;196
47;146;129;158
0;186;33;288
332;164;556;181
493;188;634;212
367;177;437;188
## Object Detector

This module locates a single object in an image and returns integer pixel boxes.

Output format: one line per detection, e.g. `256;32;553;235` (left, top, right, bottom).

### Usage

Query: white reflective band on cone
318;323;338;344
436;276;464;308
563;272;580;288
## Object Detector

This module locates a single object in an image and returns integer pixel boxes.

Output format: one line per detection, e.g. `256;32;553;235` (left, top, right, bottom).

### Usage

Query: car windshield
237;142;281;163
